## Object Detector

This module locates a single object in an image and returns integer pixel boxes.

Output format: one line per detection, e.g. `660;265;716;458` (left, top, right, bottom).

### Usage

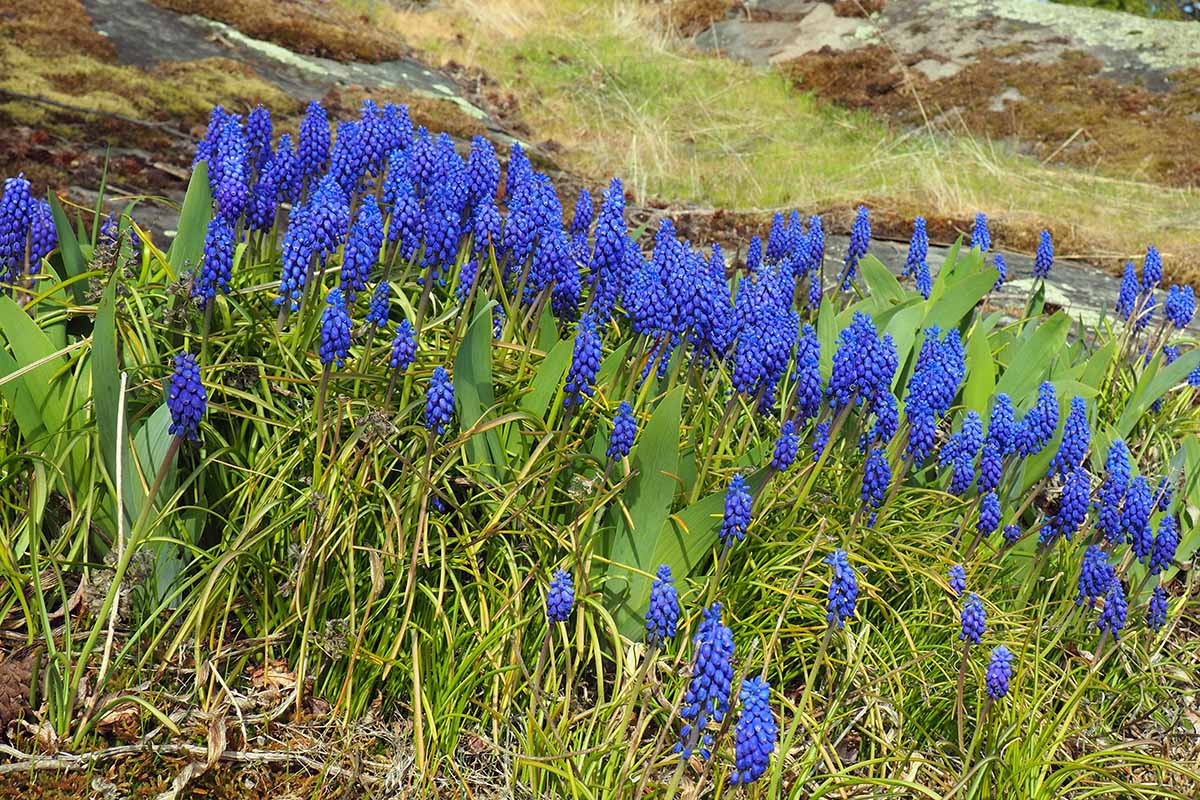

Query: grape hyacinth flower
745;236;763;274
1146;586;1168;632
1096;579;1127;641
0;174;34;284
1033;229;1053;280
1043;467;1090;544
1017;382;1058;458
425;366;455;435
971;212;991;252
563;314;601;409
977;491;1000;537
166;353;206;440
720;474;752;548
1149;514;1178;576
943;411;982;496
1123;475;1154;562
1003;524;1021;545
771;420;799;471
792;325;823;424
915;258;932;300
1048;396;1089;479
1116;262;1138;319
678;604;735;760
992;253;1007;291
960;593;986;644
492;305;506;340
645;564;680;645
456;258;478;306
904;217;927;278
861;446;890;526
546;569;574;623
948;564;966;597
340;195;384;301
1096;440;1130;544
985;646;1013;700
1142;245;1162;291
196;215;234;309
298;100;331;185
1165;285;1195;329
841;205;870;290
811;421;831;463
730;677;776;785
826;549;858;629
366;280;390;328
1155;475;1174;512
1076;545;1114;608
607;401;638;461
570;187;593;239
211;116;249;221
318;288;352;369
978;394;1014;493
29;199;56;266
390;319;416;372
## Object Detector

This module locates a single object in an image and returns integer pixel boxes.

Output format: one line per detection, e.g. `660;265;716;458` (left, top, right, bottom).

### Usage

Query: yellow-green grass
364;0;1200;283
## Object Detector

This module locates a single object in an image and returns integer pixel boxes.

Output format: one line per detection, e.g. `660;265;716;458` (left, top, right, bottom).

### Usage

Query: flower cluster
678;604;735;759
645;565;680;644
607;401;638;461
166;353;207;440
546;569;574;623
730;677;776;785
720;474;753;548
826;549;858;629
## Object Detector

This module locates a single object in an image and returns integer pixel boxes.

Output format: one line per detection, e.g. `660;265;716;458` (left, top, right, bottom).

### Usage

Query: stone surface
81;0;501;132
695;0;1200;89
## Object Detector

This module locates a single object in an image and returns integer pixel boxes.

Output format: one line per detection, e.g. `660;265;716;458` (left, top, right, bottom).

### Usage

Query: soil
782;46;1200;187
694;0;1200;187
147;0;410;64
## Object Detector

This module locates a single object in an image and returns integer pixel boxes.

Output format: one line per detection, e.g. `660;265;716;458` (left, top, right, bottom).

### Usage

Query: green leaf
962;318;997;416
884;301;928;393
47;192;89;305
655;469;771;588
167;163;212;278
859;255;907;307
455;302;505;483
520;337;572;421
816;295;837;384
131;404;176;506
1115;349;1200;438
928;236;963;305
994;312;1070;403
1078;339;1115;391
0;349;45;440
536;304;559;353
602;386;684;637
921;266;996;333
0;296;67;433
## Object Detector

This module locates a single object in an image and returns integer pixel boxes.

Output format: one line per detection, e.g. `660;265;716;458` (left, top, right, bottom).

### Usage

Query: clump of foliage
0;97;1197;797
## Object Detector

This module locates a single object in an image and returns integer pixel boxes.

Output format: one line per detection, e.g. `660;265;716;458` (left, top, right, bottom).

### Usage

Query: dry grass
364;0;1200;285
149;0;409;63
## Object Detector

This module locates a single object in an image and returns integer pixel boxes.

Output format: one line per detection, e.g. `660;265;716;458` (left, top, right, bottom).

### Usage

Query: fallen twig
0;741;376;785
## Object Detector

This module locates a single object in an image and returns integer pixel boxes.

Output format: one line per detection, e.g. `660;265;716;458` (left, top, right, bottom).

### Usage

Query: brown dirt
149;0;410;64
0;754;337;799
782;46;1200;188
833;0;887;18
658;0;739;37
0;0;301;203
